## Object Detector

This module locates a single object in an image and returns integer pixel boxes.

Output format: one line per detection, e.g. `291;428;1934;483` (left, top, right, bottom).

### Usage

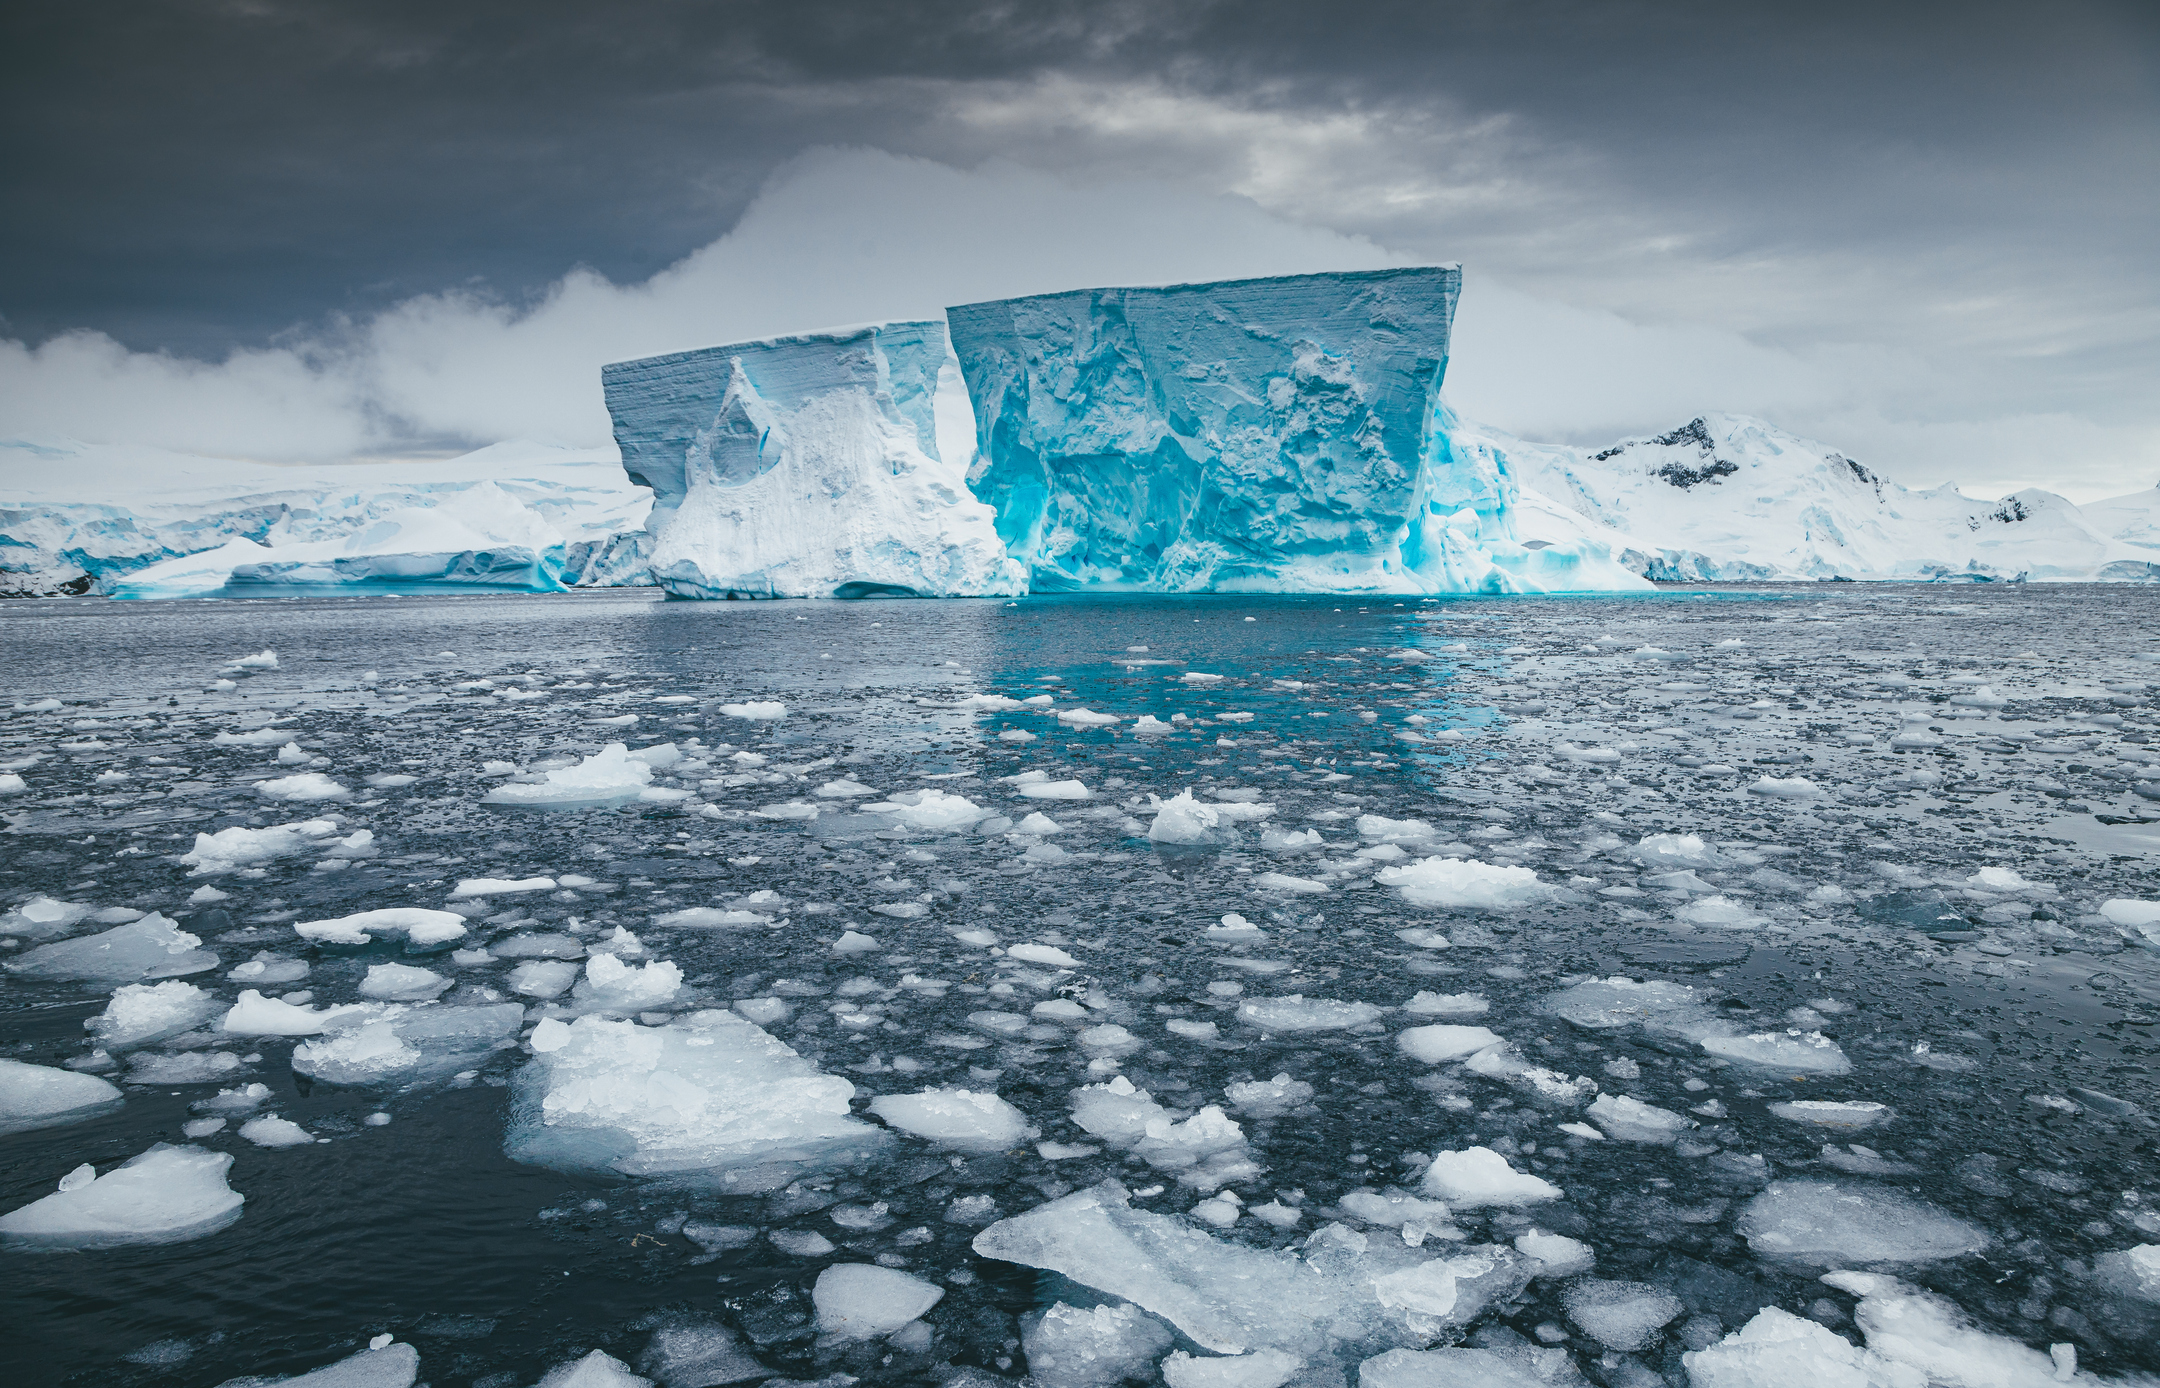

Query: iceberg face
0;438;651;598
602;322;1026;599
948;268;1646;595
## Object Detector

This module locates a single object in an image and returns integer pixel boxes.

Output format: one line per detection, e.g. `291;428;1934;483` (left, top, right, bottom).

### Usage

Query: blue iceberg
602;322;1024;599
947;268;1645;594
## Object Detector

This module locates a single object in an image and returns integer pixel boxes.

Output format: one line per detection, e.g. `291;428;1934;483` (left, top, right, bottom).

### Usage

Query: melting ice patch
0;1144;243;1250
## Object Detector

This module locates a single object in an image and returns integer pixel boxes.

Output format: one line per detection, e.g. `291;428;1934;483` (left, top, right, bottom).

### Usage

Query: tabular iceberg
946;268;1645;595
602;322;1025;599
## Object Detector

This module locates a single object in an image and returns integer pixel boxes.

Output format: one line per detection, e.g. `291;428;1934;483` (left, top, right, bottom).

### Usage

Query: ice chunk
1634;833;1722;867
257;772;351;802
0;1143;243;1249
239;1115;316;1148
1514;1230;1594;1278
1674;895;1769;929
1398;1024;1504;1063
1405;991;1488;1016
881;788;989;831
1821;1271;2094;1388
536;1348;650;1387
636;1318;768;1388
950;268;1642;596
1009;942;1080;967
1737;1182;1989;1265
510;960;582;998
1419;1147;1561;1207
221;989;374;1035
1150;790;1235;845
1584;1094;1694;1144
1237;996;1385;1031
1562;1279;1683;1350
180;818;341;874
811;1263;945;1340
1357;1349;1543;1388
292;1004;523;1086
1769;1100;1891;1129
571;954;685;1011
6;912;217;985
1544;976;1712;1035
217;1339;422;1387
1022;1301;1175;1388
720;701;786;720
606;322;1024;599
1339;1188;1455;1231
88;981;222;1049
450;875;556;897
1748;775;1826;800
1161;1349;1304;1388
0;1058;124;1134
482;742;661;808
1223;1074;1314;1118
128;1051;245;1084
2093;1244;2160;1304
358;963;451;1001
1376;857;1559;910
507;1010;888;1183
0;895;95;940
1683;1305;1922;1388
868;1089;1037;1152
1700;1030;1851;1074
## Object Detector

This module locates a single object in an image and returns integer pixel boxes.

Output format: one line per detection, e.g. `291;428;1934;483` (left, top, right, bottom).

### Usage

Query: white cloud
0;146;2149;500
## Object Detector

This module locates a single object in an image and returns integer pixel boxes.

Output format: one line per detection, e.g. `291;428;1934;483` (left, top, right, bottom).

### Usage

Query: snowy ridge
1489;412;2160;583
0;438;652;597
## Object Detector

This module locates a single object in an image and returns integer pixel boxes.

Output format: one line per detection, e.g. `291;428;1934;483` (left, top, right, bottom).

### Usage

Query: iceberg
0;438;650;598
947;268;1646;595
602;322;1025;599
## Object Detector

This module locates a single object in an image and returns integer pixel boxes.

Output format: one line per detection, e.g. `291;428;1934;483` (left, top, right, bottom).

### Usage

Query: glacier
600;322;1024;599
0;438;651;598
946;267;1645;595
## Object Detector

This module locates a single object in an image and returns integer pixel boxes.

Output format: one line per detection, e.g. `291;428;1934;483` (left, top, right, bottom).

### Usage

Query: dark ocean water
0;586;2155;1387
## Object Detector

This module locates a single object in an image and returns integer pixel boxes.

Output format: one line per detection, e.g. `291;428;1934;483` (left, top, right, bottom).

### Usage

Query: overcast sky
2;0;2154;498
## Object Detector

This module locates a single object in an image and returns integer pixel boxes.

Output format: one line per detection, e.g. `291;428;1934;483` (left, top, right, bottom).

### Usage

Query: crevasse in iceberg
946;267;1646;594
602;322;1025;599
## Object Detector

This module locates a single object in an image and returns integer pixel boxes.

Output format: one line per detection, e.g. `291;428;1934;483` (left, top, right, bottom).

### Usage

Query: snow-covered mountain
1487;412;2160;583
0;438;652;597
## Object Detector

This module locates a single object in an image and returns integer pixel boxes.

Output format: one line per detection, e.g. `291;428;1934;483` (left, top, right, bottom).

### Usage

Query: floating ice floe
0;1058;124;1135
1419;1147;1562;1207
719;701;785;720
294;908;469;948
508;1010;888;1186
181;818;357;874
868;1089;1037;1152
1562;1279;1684;1350
1069;1077;1251;1188
1769;1099;1892;1129
0;1144;243;1250
1583;1094;1694;1144
1747;775;1827;800
1699;1029;1852;1074
450;875;557;897
812;1262;945;1341
481;742;658;807
256;772;350;802
1238;996;1385;1032
1397;1024;1504;1064
1374;857;1559;910
1026;1301;1175;1388
0;895;97;940
221;989;376;1036
1738;1181;1989;1265
358;963;451;1001
1404;991;1488;1017
5;913;217;986
863;788;989;830
87;981;223;1049
292;1004;524;1086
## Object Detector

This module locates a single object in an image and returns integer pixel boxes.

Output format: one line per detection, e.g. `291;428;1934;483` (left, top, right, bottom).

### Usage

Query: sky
1;0;2154;500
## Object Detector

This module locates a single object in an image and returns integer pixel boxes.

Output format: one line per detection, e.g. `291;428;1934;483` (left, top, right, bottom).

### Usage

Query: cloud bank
2;149;2149;501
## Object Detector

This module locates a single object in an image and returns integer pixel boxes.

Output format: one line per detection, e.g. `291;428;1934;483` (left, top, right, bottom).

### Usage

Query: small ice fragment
1397;1024;1504;1064
1738;1181;1988;1264
238;1115;316;1148
1024;1301;1174;1388
0;1058;125;1134
868;1089;1036;1152
812;1263;944;1340
0;1144;244;1248
1420;1147;1561;1207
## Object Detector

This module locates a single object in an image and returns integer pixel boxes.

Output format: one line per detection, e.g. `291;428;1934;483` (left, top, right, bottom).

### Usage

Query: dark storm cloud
1;0;2154;492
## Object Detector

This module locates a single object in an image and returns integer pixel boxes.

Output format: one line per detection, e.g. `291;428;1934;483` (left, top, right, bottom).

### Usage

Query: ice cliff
0;439;651;598
946;267;1645;595
601;323;1024;599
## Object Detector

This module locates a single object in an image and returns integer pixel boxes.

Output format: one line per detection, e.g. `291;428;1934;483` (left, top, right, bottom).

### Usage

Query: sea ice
1683;1305;1922;1388
358;963;451;1001
1584;1094;1694;1144
1021;1301;1175;1388
1514;1230;1594;1279
256;772;350;802
180;818;343;874
1562;1279;1684;1350
482;743;656;807
867;1089;1036;1152
222;989;374;1035
1769;1100;1891;1129
605;322;1024;599
1237;996;1385;1031
1404;992;1488;1016
1356;1349;1544;1388
811;1263;945;1340
1738;1182;1990;1265
0;1144;243;1249
239;1115;317;1148
1397;1024;1504;1063
1375;858;1559;910
5;913;218;985
0;1058;124;1134
571;954;685;1011
87;980;223;1049
217;1339;422;1388
1699;1030;1851;1074
1160;1349;1304;1388
292;1004;523;1085
536;1348;650;1387
0;894;95;940
508;1010;888;1183
1419;1148;1562;1207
